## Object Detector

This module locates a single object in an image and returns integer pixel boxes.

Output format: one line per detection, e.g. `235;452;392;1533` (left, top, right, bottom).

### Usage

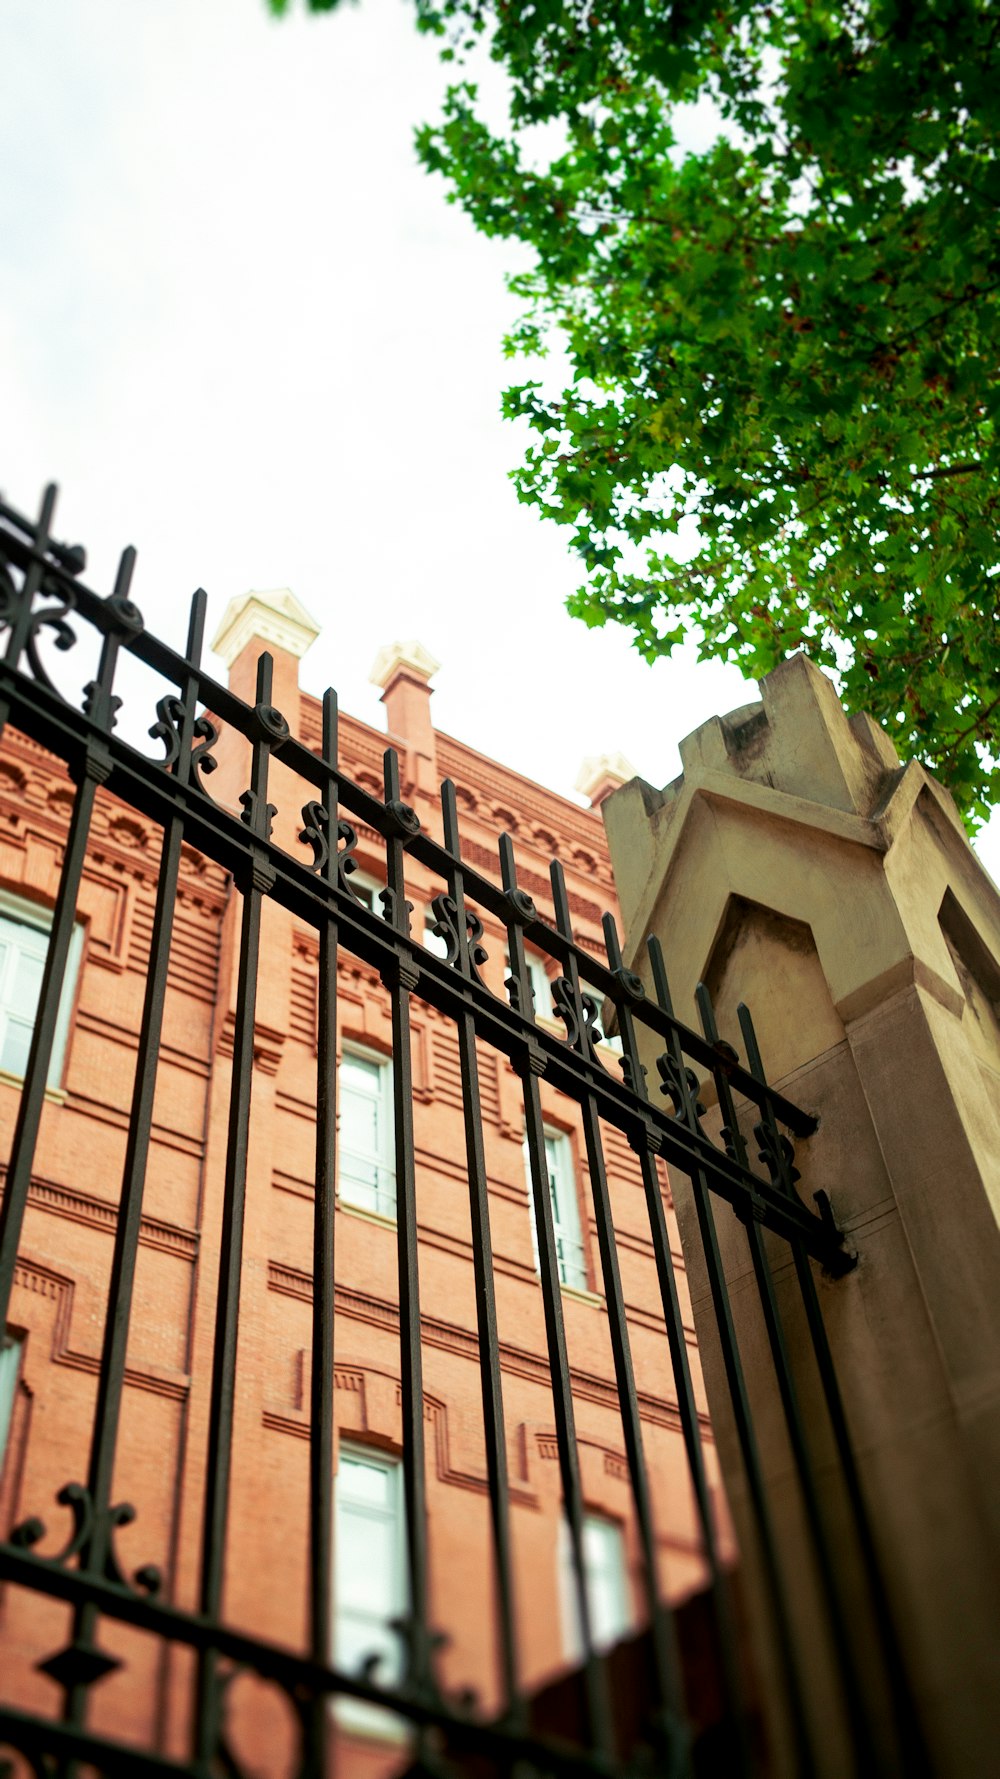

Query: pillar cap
369;640;441;692
210;588;321;669
575;750;637;807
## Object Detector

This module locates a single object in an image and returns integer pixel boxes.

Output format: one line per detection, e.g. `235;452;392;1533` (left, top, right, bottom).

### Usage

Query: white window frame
338;1045;396;1220
0;1333;22;1475
333;1444;407;1740
558;1512;632;1661
524;1127;588;1293
0;889;83;1090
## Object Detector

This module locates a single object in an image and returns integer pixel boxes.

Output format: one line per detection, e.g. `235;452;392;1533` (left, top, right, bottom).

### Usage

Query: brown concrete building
0;591;720;1775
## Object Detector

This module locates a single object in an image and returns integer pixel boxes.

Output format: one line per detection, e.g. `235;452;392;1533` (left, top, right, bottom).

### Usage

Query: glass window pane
559;1513;630;1659
0;1336;20;1472
1;1017;35;1079
0;905;83;1089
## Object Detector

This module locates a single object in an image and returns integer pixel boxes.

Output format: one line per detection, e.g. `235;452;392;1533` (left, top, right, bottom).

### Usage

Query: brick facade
0;604;724;1775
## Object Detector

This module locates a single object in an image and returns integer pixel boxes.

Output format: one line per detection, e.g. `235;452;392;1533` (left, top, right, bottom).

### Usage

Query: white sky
3;0;998;883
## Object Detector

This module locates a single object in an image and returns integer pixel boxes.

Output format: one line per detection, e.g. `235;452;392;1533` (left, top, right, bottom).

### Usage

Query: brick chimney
369;640;440;796
209;587;320;845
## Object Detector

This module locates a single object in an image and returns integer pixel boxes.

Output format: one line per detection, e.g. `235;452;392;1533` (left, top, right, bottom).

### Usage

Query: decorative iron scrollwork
149;693;187;768
430;894;489;981
11;1483;160;1597
503;886;536;925
754;1120;802;1196
299;799;330;874
656;1052;706;1128
191;714;220;789
254;701;290;745
385;798;420;839
552;977;602;1053
336;819;361;897
24;578;77;696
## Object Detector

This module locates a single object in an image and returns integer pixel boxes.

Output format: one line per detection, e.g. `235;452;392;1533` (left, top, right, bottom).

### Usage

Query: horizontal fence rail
0;485;914;1779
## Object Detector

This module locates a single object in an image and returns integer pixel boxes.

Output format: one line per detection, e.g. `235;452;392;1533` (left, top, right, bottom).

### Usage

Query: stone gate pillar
602;653;1000;1775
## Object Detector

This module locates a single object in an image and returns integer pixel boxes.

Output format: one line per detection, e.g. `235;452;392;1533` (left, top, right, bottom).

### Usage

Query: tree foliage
274;0;1000;825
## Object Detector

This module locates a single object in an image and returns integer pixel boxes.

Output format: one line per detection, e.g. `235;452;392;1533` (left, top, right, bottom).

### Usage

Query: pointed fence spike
321;688;338;768
112;545;137;602
383;746;401;803
602;911;623;971
440;779;460;856
499;832;517;893
549;857;573;939
186;590;208;664
255;651;274;707
737;1003;766;1082
647;935;675;1016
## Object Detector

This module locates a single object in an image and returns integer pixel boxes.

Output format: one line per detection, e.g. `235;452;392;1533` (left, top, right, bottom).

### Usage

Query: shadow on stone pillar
603;652;1000;1776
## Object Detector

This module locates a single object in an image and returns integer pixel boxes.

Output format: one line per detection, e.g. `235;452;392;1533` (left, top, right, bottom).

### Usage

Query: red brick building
0;589;723;1774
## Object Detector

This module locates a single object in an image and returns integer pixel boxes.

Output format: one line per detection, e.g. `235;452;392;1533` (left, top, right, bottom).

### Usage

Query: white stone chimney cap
575;750;637;806
369;640;441;690
210;588;321;669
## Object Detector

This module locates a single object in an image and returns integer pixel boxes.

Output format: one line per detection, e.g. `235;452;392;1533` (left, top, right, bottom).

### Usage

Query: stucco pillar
602;653;1000;1775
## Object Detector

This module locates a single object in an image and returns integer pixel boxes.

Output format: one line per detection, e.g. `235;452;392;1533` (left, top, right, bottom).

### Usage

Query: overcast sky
3;0;998;883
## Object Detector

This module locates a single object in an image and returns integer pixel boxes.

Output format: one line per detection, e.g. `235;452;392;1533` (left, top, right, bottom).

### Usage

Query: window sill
560;1283;604;1309
0;1068;66;1105
337;1199;397;1232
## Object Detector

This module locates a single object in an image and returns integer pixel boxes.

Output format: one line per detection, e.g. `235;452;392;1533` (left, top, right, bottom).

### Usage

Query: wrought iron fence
0;485;916;1777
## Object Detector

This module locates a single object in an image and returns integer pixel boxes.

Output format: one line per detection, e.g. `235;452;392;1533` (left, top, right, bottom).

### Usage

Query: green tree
273;0;1000;825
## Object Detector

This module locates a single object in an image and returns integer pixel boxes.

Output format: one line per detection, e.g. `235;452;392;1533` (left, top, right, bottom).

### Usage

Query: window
0;891;82;1088
334;1446;407;1737
524;1128;588;1293
558;1513;631;1661
423;910;450;960
346;870;384;915
339;1048;395;1218
506;947;552;1020
0;1334;21;1474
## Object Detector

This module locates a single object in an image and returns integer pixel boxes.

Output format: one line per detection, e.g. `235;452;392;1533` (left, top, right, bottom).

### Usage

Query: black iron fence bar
0;756;107;1335
501;839;615;1766
605;917;753;1774
550;863;691;1773
441;786;521;1721
382;746;434;1703
694;984;876;1764
195;654;282;1764
304;687;340;1779
737;1003;931;1777
0;653;844;1274
647;941;816;1775
58;585;208;1753
0;496;816;1143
